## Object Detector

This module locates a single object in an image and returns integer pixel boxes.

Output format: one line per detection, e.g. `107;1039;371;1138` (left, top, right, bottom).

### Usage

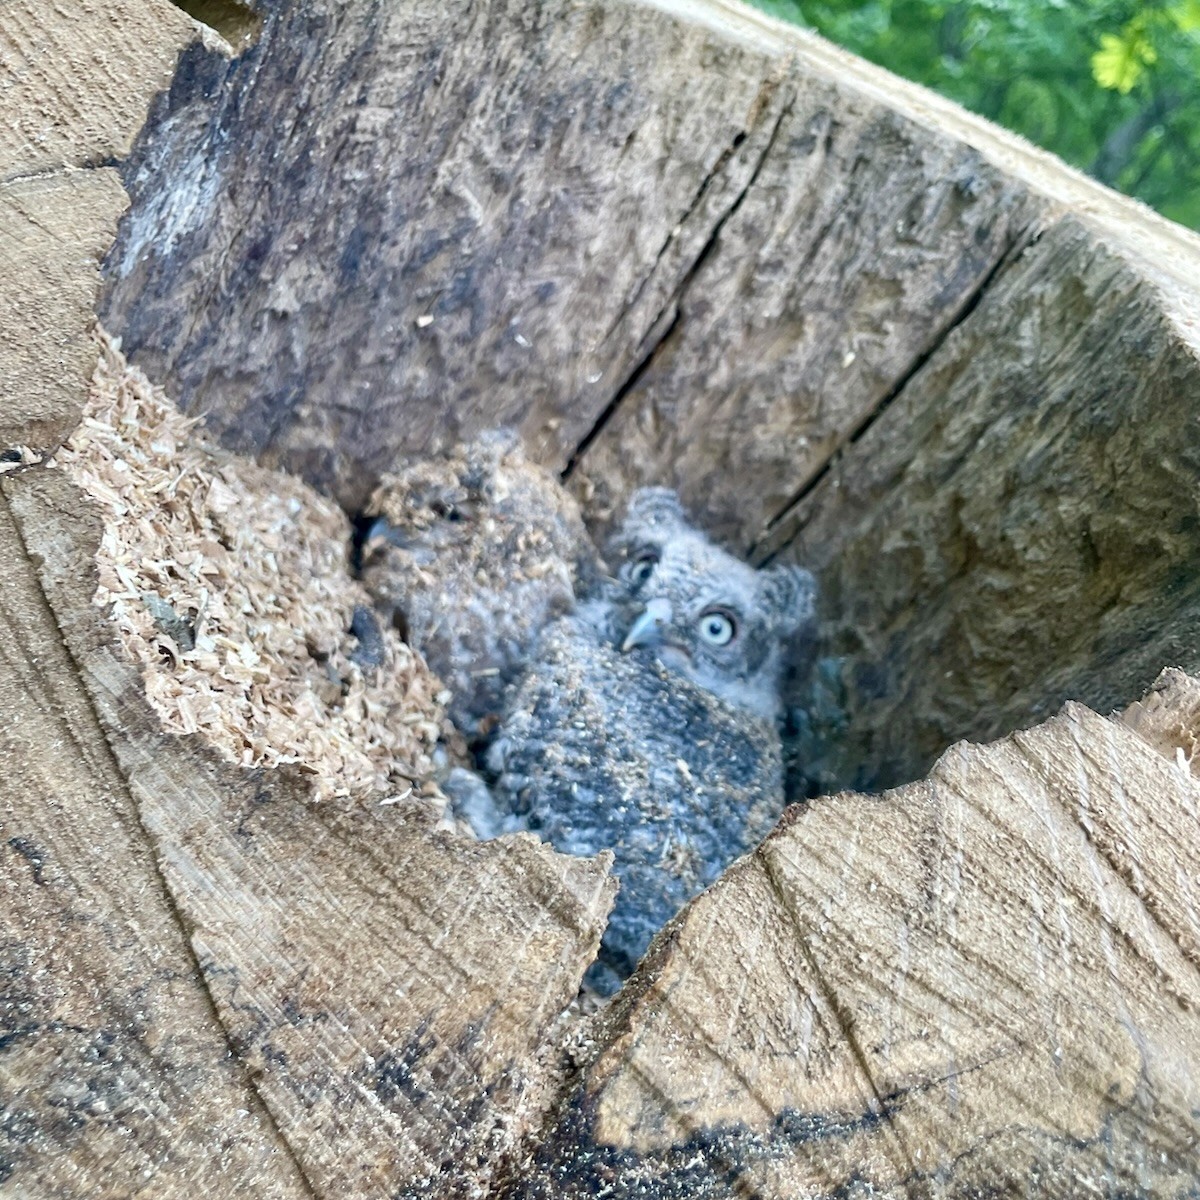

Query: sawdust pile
51;328;457;806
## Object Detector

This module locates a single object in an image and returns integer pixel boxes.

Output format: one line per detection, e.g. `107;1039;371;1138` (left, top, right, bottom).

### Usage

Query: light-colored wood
0;0;195;180
518;702;1200;1196
0;171;128;454
0;0;197;456
0;490;312;1200
7;466;615;1200
1122;668;1200;775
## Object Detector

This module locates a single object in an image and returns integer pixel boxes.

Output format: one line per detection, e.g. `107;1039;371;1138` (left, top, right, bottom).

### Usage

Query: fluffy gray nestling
360;430;601;739
488;486;816;991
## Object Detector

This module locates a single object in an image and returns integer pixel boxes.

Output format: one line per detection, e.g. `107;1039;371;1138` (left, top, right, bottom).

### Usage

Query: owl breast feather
489;614;785;986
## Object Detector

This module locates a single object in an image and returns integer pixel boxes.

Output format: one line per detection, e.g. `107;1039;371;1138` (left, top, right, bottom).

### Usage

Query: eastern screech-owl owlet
487;488;815;991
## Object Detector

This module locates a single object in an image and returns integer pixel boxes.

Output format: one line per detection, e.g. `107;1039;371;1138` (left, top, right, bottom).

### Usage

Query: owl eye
698;609;737;646
628;551;658;586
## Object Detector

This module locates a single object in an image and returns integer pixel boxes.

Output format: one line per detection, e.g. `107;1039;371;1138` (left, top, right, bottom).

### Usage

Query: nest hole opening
89;0;1200;992
168;0;262;53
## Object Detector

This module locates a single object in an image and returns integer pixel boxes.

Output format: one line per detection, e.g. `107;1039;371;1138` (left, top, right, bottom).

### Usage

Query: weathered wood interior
3;0;1200;1196
100;0;1200;797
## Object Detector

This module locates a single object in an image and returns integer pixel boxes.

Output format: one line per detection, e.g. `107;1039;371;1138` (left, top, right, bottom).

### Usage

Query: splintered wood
514;700;1200;1197
51;328;456;804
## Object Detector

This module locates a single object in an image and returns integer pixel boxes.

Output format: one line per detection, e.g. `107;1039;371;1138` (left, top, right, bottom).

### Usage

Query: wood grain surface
0;489;311;1199
0;0;196;456
764;217;1200;793
0;0;194;180
7;467;616;1199
514;702;1200;1197
5;0;1200;1194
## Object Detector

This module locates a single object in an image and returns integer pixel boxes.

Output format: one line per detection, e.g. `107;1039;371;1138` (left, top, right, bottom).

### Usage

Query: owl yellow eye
698;610;736;646
629;552;658;586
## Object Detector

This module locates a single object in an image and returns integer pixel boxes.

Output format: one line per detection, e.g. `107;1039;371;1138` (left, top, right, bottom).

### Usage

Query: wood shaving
52;327;458;808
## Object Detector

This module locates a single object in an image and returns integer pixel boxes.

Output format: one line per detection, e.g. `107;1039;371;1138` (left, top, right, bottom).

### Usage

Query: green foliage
1092;28;1156;94
750;0;1200;230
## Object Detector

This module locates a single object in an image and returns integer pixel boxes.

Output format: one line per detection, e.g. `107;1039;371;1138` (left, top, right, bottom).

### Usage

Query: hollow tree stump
101;0;1200;797
3;0;1200;1197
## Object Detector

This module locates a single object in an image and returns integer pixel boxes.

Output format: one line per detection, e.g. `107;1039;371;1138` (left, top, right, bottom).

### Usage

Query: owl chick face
606;488;815;722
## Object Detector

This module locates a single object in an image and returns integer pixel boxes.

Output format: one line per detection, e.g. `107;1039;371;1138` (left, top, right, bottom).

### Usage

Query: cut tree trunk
3;0;1200;1197
5;466;614;1200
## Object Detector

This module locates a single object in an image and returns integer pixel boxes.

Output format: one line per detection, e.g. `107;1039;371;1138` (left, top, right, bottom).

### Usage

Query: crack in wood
1026;708;1200;987
752;224;1043;564
0;155;121;190
599;127;749;349
757;843;921;1184
562;87;795;481
562;307;680;481
1;479;325;1200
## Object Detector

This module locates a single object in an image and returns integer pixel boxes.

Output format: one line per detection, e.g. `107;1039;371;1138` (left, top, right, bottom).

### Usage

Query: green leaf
1168;0;1200;31
1091;29;1156;93
746;0;1200;231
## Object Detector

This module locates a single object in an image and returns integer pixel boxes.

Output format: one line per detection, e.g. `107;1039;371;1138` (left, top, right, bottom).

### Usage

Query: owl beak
621;598;673;652
363;517;422;553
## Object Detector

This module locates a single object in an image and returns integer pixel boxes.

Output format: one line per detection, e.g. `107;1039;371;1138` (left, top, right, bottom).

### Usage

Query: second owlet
487;488;815;991
359;431;599;739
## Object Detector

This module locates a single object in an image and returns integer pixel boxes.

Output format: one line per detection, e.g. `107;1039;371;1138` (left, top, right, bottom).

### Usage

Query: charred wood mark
502;1059;920;1198
7;836;47;886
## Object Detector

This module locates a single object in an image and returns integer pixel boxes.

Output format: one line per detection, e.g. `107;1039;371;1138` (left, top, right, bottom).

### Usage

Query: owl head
605;488;815;721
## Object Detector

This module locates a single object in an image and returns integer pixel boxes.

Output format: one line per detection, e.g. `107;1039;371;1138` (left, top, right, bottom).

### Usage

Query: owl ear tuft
621;487;688;533
760;564;817;634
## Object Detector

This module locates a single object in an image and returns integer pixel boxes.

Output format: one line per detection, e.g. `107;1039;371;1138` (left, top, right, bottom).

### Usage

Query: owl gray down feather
487;487;815;991
360;430;600;739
